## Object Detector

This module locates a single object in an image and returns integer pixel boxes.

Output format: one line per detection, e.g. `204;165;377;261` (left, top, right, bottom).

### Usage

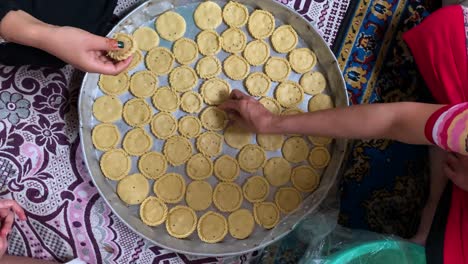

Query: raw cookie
257;134;284;151
244;40;270;66
196;55;221;79
126;50;142;71
259;97;282;114
291;165;320;192
196;132;223;157
194;1;223;30
155;11;186;41
228;209;255;239
271;25;298;53
238;144;266;173
163;136;193;166
138;152;167;179
275;187;302;214
200;106;228;131
224;55;250;80
129;71;158;98
265;57;291;82
146;47;175;75
197;30;222;56
99;72;129;96
221;27;246;54
93;95;122;123
282;137;309;163
122;98;152;127
108;33;136;60
264;157;291;187
178;116;202;138
100;149;131;180
213;182;243;212
214;155;240;182
140;196;167;226
308;136;332;146
133;27;159;51
300;71;326;95
282;108;303;115
92;124;120;151
308;146;330;169
186;180;213;211
308;94;334;112
253;202;280;229
275;81;304;108
289;48;317;74
173;38;199;65
166;206;197;238
223;1;249;27
200;78;231;105
153;173;186;203
123;128;153;156
181;91;203;113
248;10;275;39
186;153;213;180
152;86;180;112
169;66;198;92
242;175;269;203
116;173;149;205
245;72;271;96
197;211;228;243
150;112;177;139
224;125;251;149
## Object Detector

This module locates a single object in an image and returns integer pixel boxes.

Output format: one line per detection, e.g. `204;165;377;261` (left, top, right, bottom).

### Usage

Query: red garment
403;5;468;264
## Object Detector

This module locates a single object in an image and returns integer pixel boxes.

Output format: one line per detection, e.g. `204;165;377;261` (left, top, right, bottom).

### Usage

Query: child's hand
0;199;26;259
445;153;468;191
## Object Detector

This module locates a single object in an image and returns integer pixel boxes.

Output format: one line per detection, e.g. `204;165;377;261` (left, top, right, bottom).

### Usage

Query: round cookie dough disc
214;155;240;182
228;209;255;239
282;108;304;115
138;152;167;179
308;146;331;169
282;137;309;163
122;98;152;127
308;136;333;146
264;157;291;187
265;57;291;82
196;56;221;79
300;71;327;95
200;78;231;105
116;173;149;205
248;10;275;39
163;136;193;166
150;112;177;139
197;30;222;56
224;125;251;149
169;66;198;92
186;180;213;211
129;71;158;98
153;173;186;203
186;153;213;180
213;182;243;212
245;72;271;96
152;87;180;112
275;187;302;214
257;134;284;151
291;165;320;192
93;96;122;123
123;128;153;156
253;202;280;229
200;106;228;131
140;196;167;226
181;91;203;113
197;211;228;243
126;50;142;71
275;81;304;108
221;27;247;54
133;27;159;51
194;1;223;30
146;47;175;75
223;1;249;27
308;94;334;112
224;55;250;80
108;33;136;60
178;116;202;138
238;144;266;173
92;124;120;151
173;38;199;65
244;40;270;66
242;175;269;203
155;11;186;41
196;132;223;157
166;206;197;239
289;48;317;74
271;25;298;53
259;97;282;114
100;149;131;180
99;72;129;96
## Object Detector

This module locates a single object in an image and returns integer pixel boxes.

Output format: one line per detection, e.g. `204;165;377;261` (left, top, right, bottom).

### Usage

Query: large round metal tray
79;0;348;256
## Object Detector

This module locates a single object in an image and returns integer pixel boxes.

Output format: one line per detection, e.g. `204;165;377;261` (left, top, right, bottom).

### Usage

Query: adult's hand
445;152;468;191
0;199;26;259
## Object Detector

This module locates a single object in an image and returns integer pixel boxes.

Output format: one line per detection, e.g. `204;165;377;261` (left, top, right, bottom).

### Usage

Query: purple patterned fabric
0;1;349;263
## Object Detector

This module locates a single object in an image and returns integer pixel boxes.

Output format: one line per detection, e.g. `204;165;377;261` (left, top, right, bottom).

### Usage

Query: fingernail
117;41;124;49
